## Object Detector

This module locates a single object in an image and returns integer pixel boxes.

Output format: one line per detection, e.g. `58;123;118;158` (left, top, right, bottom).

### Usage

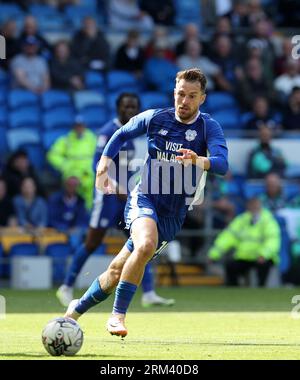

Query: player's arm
95;110;154;192
176;149;211;170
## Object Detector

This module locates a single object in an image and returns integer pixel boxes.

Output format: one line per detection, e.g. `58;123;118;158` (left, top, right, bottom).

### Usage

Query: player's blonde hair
176;68;207;93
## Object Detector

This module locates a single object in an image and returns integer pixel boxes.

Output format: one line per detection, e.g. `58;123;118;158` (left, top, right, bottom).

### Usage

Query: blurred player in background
56;93;175;308
65;68;228;337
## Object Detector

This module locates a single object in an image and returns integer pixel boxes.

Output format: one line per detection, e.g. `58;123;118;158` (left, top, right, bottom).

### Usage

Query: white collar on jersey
175;110;201;125
113;118;124;128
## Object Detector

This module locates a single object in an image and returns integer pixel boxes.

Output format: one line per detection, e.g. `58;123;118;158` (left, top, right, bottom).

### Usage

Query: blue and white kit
102;108;229;258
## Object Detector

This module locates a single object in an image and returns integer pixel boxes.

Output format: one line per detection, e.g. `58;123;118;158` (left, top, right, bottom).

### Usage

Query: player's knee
135;239;156;260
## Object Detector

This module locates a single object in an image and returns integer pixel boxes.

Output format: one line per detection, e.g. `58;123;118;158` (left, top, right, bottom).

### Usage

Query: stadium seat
107;70;138;92
80;106;108;129
85;71;106;91
211;109;240;129
10;243;39;257
43;108;74;129
42;128;70;150
45;243;72;283
174;0;202;27
0;70;9;89
140;92;171;111
74;90;105;110
8;89;39;109
284;182;299;199
0;127;8;156
64;5;95;29
6;128;41;151
0;4;23;23
35;228;68;250
9;107;41;129
243;181;265;199
0;105;7;126
19;142;45;170
41;90;72;110
206;92;238;112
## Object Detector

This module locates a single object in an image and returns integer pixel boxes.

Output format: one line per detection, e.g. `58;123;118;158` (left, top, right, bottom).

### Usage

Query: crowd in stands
0;0;300;286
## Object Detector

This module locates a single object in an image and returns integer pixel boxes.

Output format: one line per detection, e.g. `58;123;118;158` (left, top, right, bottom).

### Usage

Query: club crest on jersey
158;129;168;136
185;129;197;141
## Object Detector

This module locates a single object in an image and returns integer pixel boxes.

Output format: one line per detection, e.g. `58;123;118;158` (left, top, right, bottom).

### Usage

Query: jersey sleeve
206;118;229;175
102;109;155;159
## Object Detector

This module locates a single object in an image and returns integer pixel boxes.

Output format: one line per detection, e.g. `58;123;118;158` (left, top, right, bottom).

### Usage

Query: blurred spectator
3;150;44;197
47;115;97;209
208;197;280;286
247;126;286;178
245;39;273;83
144;40;178;93
245;96;281;134
235;57;275;110
18;15;51;59
175;23;209;58
139;0;175;25
10;36;51;93
0;177;17;227
109;0;154;32
274;37;294;77
0;19;19;71
114;29;145;76
13;176;48;230
210;34;240;92
282;87;300;131
71;17;110;71
144;26;175;61
248;0;268;25
48;176;89;248
50;40;84;91
274;59;300;98
177;39;221;91
259;173;287;213
278;0;300;27
225;0;250;29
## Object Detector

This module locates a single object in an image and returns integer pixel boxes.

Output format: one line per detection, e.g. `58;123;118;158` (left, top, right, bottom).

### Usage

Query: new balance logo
158;129;168;136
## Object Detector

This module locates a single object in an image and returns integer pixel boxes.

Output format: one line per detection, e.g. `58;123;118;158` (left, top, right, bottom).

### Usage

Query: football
41;317;84;356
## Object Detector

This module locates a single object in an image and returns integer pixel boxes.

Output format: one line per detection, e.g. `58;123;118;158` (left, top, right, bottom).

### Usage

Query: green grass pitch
1;287;300;360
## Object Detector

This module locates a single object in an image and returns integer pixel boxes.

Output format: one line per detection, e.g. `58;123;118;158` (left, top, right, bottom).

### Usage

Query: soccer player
56;93;174;308
65;68;228;337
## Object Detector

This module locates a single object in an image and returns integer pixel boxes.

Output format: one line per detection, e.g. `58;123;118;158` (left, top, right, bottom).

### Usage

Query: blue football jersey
102;108;228;217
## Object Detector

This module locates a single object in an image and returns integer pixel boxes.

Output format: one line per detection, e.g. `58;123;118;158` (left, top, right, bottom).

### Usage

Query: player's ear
199;93;206;105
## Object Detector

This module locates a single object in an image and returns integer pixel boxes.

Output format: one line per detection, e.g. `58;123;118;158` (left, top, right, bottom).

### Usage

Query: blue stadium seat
241;112;253;127
85;71;106;91
64;5;95;29
10;243;39;257
0;106;7;126
8;107;41;129
8;89;39;109
284;182;299;199
107;70;138;92
206;92;238;112
6;128;41;151
42;129;70;150
211;109;240;129
19;143;45;170
45;243;72;283
0;70;9;88
43;108;74;129
29;3;60;17
0;89;6;106
0;4;23;23
174;0;202;27
81;106;108;129
0;127;8;156
41;90;72;110
243;181;265;199
74;90;105;110
140;92;171;111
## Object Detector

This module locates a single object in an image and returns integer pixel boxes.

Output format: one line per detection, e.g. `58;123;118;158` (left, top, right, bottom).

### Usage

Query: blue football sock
75;277;110;314
64;244;90;287
141;263;154;293
113;281;137;315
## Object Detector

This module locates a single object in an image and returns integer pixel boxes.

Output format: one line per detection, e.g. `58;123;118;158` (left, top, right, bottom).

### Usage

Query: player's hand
95;172;116;194
176;148;198;166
